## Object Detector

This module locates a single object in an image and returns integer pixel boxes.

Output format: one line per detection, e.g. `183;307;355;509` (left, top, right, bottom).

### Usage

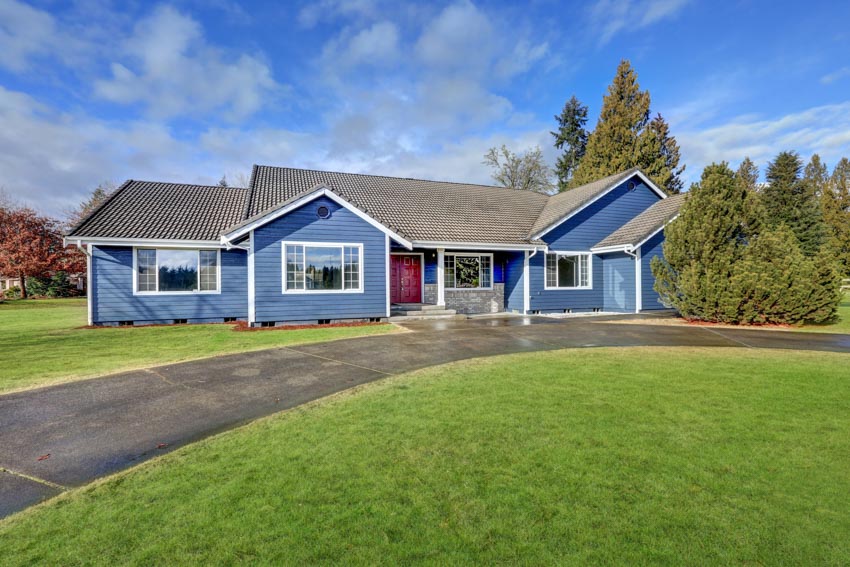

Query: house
0;275;22;294
64;165;684;326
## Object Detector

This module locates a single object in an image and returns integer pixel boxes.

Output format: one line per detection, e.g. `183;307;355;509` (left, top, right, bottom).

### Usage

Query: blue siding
91;246;248;324
504;251;525;312
423;252;437;285
640;230;666;310
530;175;662;312
253;196;387;322
602;252;635;312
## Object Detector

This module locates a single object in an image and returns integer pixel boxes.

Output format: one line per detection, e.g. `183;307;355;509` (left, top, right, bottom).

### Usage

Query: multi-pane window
545;253;590;289
444;254;493;290
135;249;219;293
284;243;361;292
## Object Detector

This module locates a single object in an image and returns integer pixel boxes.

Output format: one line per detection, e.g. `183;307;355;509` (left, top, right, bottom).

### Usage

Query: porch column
436;247;446;306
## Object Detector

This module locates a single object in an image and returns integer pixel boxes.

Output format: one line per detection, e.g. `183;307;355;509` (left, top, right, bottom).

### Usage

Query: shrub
3;286;21;299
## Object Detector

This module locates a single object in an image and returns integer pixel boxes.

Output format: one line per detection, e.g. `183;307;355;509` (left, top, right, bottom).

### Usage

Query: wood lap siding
253;196;387;322
90;246;248;324
531;176;661;313
639;230;666;310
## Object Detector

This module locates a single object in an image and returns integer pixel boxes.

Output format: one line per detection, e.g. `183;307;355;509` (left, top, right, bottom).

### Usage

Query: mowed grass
0;299;396;393
2;347;849;565
801;292;850;333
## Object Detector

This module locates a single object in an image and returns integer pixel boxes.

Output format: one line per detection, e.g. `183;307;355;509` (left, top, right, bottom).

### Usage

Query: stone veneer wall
423;283;505;314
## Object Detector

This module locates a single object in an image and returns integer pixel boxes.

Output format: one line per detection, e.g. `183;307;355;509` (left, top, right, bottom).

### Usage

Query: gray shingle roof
68;165;662;248
246;166;551;245
67;181;248;241
529;168;641;237
593;193;686;249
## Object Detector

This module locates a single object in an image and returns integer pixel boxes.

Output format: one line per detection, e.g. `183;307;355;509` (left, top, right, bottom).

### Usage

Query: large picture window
135;249;219;293
283;242;362;293
545;252;590;289
444;253;492;290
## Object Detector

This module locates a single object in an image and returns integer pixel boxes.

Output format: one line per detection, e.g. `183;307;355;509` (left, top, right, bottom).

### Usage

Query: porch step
388;314;463;322
392;303;446;311
390;308;457;317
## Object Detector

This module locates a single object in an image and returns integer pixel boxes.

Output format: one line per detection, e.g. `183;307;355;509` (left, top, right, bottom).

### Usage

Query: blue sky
1;0;849;216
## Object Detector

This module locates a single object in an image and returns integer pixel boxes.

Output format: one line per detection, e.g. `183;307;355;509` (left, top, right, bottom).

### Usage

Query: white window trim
132;247;222;296
444;252;494;291
281;241;365;294
543;251;593;291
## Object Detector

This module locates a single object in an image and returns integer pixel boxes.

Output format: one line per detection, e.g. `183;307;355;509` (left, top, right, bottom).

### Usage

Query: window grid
137;249;157;292
480;255;491;288
199;250;218;291
545;253;591;289
444;254;493;290
444;255;456;289
284;243;362;292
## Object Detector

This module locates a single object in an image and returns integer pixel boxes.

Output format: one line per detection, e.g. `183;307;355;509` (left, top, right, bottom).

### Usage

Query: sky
1;0;849;217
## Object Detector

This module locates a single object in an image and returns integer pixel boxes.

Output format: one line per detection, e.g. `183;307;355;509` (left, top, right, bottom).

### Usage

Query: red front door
391;255;422;303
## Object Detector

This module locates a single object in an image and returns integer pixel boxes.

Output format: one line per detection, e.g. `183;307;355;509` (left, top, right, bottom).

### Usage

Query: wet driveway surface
2;314;848;518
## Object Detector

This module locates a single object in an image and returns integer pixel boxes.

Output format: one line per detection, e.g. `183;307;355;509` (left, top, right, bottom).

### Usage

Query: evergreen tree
822;157;850;275
66;182;116;227
639;113;685;193
763;151;826;256
736;157;764;235
551;95;588;191
652;163;751;321
571;60;683;194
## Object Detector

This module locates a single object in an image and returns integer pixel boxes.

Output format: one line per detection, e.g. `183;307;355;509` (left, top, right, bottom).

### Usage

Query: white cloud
587;0;690;45
820;66;850;85
297;0;380;28
320;20;400;70
0;0;92;71
94;5;280;119
676;101;850;178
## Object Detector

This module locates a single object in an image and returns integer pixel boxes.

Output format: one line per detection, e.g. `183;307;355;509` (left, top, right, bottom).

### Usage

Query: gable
543;175;663;250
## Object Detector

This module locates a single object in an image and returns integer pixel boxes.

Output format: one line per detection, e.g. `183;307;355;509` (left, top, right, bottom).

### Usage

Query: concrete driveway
2;314;849;518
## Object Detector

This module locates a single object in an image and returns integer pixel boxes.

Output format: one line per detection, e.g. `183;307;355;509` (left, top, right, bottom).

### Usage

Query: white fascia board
590;244;633;254
411;241;544;252
634;215;678;251
222;187;413;250
531;171;668;241
67;237;225;249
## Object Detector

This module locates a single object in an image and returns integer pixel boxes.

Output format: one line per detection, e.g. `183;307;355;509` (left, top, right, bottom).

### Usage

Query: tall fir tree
822;157;850;275
762;151;826;256
639;113;685;193
735;157;764;236
571;59;683;195
551;95;588;191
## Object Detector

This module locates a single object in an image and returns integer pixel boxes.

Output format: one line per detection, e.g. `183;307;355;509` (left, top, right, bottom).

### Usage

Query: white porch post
247;230;256;325
523;250;530;314
635;246;642;313
436;247;446;306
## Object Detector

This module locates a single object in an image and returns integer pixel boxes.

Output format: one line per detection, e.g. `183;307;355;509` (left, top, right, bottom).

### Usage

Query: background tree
0;207;65;299
551;95;588;191
571;59;684;195
66;182;116;228
736;157;764;235
483;145;555;194
822;157;850;275
762;151;825;256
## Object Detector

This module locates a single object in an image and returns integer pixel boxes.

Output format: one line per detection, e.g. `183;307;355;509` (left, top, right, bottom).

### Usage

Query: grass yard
801;292;850;333
1;347;848;565
0;298;396;393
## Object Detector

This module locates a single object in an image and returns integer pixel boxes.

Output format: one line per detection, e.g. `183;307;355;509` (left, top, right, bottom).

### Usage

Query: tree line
484;59;684;195
653;153;849;324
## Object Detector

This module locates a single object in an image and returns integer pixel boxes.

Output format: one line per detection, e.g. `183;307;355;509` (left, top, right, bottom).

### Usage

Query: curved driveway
2;314;849;518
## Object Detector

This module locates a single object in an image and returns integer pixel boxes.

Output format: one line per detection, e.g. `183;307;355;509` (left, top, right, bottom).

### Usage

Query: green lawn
2;347;848;565
801;292;850;333
0;299;396;393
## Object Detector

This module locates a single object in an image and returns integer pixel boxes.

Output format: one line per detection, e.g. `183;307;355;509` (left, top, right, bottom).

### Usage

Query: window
135;249;219;293
545;252;590;289
444;253;493;290
283;243;362;292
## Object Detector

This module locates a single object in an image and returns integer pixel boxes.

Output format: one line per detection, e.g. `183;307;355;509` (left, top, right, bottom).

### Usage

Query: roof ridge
243;164;259;221
129;180;249;191
254;164;541;193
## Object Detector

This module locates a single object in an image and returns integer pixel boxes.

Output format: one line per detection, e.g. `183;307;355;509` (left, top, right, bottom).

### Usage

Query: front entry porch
389;302;458;321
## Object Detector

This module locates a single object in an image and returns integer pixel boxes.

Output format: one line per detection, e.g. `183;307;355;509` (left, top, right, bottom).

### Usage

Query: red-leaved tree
0;207;66;298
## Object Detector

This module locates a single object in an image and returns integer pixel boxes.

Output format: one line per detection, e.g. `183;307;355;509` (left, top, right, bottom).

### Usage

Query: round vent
317;205;331;219
628;180;637;191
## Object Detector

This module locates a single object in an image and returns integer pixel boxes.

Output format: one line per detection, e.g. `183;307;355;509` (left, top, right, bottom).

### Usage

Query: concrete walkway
2;314;849;518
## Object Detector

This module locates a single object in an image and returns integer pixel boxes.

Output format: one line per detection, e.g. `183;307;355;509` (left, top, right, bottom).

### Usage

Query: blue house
65;166;683;326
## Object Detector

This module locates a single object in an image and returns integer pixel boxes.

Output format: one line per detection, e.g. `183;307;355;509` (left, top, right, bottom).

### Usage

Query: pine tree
762;151;826;256
651;163;752;321
551;95;588;191
736;157;764;236
822;157;850;275
571;60;683;194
